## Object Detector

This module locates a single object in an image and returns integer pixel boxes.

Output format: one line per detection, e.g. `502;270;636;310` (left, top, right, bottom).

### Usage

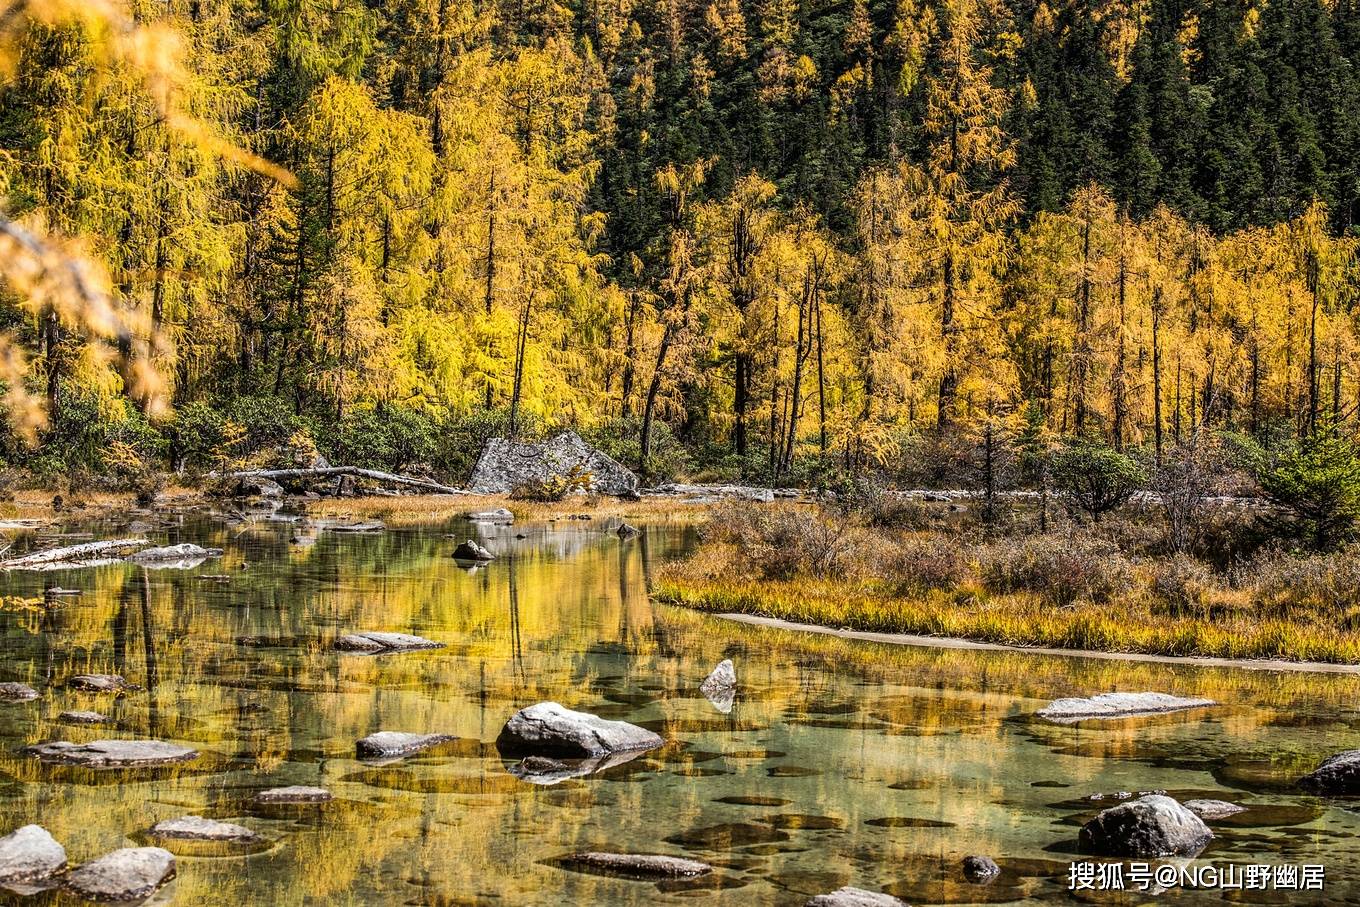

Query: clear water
1;512;1359;905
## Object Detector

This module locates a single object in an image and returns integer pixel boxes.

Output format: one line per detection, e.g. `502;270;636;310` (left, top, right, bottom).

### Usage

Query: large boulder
496;701;663;758
1300;749;1360;794
1078;795;1213;857
1037;692;1215;723
64;847;175;901
0;825;66;884
804;887;906;906
468;431;639;497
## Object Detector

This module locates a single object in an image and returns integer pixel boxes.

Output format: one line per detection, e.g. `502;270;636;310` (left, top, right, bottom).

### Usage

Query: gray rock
126;543;223;567
356;732;455;760
451;540;494;562
25;739;198;767
496;701;664;758
467;508;514;523
58;710;111;725
560;852;712;879
1183;799;1247;820
1037;692;1216;723
68;674;137;694
1079;795;1213;857
1300;749;1360;794
616;523;640;538
0;825;66;883
804;887;907;906
334;631;444;654
256;786;331;804
64;847;175;901
0;682;38;702
234;477;284;499
962;855;1001;882
468;430;639;497
700;660;736;695
148;815;258;843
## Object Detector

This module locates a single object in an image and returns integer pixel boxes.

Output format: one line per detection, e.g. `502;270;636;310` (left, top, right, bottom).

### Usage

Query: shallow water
1;512;1359;904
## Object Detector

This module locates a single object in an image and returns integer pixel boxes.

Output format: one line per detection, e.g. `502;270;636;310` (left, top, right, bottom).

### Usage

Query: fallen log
216;467;466;496
2;538;149;569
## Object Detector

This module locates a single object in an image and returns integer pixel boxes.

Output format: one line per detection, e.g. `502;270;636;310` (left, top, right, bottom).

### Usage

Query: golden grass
290;493;714;527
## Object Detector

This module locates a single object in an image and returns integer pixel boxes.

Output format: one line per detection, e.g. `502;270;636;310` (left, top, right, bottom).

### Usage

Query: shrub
704;503;855;580
510;466;594;502
979;532;1132;606
325;405;439;472
1247;546;1360;620
167;401;228;472
226;395;311;454
583;417;689;483
1050;439;1147;522
840;476;935;530
879;537;971;595
1257;430;1360;550
1149;554;1216;617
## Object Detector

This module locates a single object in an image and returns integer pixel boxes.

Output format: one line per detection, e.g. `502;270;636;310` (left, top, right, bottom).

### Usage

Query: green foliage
582;417;689;482
1258;431;1360;550
323;406;438;472
1050;439;1147;522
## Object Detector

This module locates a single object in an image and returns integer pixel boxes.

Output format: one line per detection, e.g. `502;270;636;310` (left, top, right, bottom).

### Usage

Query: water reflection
0;517;1358;903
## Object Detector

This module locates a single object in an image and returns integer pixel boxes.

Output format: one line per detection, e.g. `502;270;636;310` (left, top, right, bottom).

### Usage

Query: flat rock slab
1079;795;1213;857
65;847;175;902
68;674;138;694
0;825;66;883
334;632;444;654
356;732;456;760
0;683;38;702
1183;799;1247;820
805;887;907;906
467;508;514;523
126;543;222;570
560;852;712;879
1037;692;1216;723
58;710;111;725
496;701;664;758
25;739;198;768
256;786;332;804
149;815;258;843
451;540;494;562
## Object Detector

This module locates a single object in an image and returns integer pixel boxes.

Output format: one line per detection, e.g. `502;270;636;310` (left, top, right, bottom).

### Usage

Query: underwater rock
804;886;907;906
58;710;111;725
0;683;38;702
64;847;175;901
24;739;198;768
1182;799;1247;820
496;701;663;758
148;816;258;843
0;826;66;884
559;852;712;879
1079;795;1213;857
256;786;332;804
356;732;456;760
1037;692;1216;723
334;631;444;654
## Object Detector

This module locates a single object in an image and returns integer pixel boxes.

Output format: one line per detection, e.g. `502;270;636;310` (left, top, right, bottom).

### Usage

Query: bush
879;537;971;595
840;476;935;530
1247;546;1360;625
1258;430;1360;550
324;405;439;473
1050;439;1147;522
980;532;1132;606
226;395;312;455
510;466;594;502
1149;554;1216;617
583;417;689;483
704;503;855;580
167;401;229;472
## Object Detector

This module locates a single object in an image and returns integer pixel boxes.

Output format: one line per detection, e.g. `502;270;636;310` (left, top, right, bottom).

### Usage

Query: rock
1036;692;1216;723
1182;799;1247;820
509;749;651;786
962;855;1001;882
0;682;38;701
1300;749;1360;794
334;631;444;654
0;825;66;883
64;847;175;902
467;508;514;524
68;674;138;694
356;732;456;760
25;739;198;767
148;815;258;843
126;543;223;568
320;520;385;533
233;477;284;499
615;523;639;538
58;710;111;725
559;852;712;879
496;701;664;758
468;430;639;497
256;786;331;804
43;588;82;597
804;887;907;906
699;659;737;714
451;540;494;562
1078;794;1213;857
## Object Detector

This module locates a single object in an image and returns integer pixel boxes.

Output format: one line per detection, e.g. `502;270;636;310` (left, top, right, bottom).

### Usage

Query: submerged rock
148;815;258;843
58;710;111;725
25;739;198;768
467;508;514;524
1079;795;1213;857
468;430;640;497
451;540;494;562
356;732;455;760
1037;692;1216;723
804;887;907;906
0;682;38;702
0;825;66;884
334;631;444;654
256;786;331;804
1183;799;1247;820
496;701;664;758
68;674;138;694
64;847;175;902
962;855;1001;882
560;852;712;879
1300;750;1360;795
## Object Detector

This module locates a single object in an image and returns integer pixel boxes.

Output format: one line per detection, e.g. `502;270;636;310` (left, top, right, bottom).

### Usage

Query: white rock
1037;692;1216;723
0;825;66;883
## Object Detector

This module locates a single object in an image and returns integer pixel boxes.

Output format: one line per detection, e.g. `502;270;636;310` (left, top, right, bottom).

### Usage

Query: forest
3;0;1360;487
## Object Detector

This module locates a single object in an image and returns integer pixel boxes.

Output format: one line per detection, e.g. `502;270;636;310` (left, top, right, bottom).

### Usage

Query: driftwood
2;538;148;569
219;467;466;496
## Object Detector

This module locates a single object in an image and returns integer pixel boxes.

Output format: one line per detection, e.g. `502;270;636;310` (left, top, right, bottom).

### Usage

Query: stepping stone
356;732;455;760
0;825;66;884
1036;692;1216;723
64;847;175;902
700;660;736;713
0;683;37;702
25;739;198;767
334;632;444;654
559;852;712;879
497;701;663;758
805;887;907;906
58;710;111;725
451;540;494;562
1183;799;1247;820
256;786;332;804
67;674;138;694
149;815;258;843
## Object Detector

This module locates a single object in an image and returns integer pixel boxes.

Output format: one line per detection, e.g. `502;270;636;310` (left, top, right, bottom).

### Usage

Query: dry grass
299;494;714;527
